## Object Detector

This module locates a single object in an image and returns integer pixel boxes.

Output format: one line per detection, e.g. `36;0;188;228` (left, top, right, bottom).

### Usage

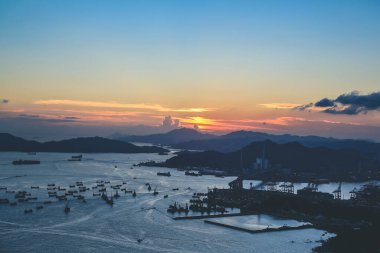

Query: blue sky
0;0;379;140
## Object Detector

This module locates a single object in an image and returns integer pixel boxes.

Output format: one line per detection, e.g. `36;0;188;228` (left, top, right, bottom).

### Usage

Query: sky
0;0;380;141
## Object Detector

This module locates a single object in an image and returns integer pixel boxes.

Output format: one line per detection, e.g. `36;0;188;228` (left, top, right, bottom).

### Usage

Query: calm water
0;152;337;253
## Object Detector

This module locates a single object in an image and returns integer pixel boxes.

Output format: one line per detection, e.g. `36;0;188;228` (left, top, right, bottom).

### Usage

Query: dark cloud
19;114;40;118
293;103;313;111
315;98;335;107
296;91;380;115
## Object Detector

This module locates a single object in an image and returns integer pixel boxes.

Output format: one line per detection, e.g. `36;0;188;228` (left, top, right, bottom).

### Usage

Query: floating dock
173;212;244;220
204;220;314;234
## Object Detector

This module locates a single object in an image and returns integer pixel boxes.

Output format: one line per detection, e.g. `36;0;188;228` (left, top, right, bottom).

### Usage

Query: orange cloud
259;103;302;109
33;100;213;113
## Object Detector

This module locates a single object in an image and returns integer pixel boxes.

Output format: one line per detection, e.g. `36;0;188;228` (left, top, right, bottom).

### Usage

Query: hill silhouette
162;140;379;178
114;128;216;146
0;133;167;153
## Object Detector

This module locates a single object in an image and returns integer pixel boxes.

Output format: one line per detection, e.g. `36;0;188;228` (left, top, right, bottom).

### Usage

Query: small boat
132;190;136;197
185;171;202;176
47;184;55;187
43;201;52;204
153;188;158;196
68;155;82;161
157;172;171;177
172;188;179;191
164;195;168;198
36;205;43;210
114;191;120;198
148;185;152;191
0;187;7;190
64;204;70;214
24;208;33;214
0;198;10;204
31;186;40;189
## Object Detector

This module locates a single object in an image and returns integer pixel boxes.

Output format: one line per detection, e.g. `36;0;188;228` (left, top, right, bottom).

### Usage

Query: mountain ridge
0;133;167;153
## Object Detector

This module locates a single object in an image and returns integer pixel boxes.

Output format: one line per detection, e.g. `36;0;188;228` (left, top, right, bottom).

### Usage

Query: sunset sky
1;0;380;140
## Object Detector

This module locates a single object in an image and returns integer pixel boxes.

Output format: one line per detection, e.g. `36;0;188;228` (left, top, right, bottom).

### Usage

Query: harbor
0;151;341;253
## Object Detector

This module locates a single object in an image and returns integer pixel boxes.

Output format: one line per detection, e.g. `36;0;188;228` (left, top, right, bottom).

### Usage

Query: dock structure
204;220;314;234
333;182;342;200
173;212;244;220
349;187;358;200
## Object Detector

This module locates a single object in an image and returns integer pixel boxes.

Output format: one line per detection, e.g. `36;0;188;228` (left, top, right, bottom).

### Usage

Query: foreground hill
0;133;167;153
114;128;216;146
161;140;380;181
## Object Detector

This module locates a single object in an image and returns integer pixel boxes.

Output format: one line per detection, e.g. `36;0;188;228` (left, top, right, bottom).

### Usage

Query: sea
0;151;371;253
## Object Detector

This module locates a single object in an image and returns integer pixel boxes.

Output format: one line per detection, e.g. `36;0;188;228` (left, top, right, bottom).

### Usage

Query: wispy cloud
259;103;302;109
33;100;213;113
295;91;380;115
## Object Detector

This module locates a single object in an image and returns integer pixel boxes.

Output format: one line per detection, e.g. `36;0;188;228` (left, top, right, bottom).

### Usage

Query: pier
173;212;243;220
204;220;314;234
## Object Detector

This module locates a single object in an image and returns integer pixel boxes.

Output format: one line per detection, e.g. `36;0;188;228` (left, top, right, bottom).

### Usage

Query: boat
0;198;10;204
157;172;171;177
185;171;201;176
172;188;179;191
36;205;43;210
114;191;120;198
12;160;40;165
164;195;168;198
68;155;82;161
148;185;152;191
31;186;39;189
64;204;70;214
43;201;52;204
132;190;136;197
153;188;159;196
24;208;33;214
